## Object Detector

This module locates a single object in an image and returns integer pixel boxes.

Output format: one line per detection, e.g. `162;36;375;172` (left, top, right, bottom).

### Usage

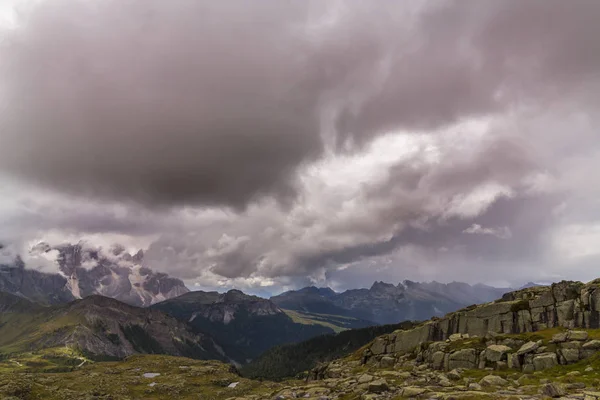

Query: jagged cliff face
0;243;189;306
368;279;600;356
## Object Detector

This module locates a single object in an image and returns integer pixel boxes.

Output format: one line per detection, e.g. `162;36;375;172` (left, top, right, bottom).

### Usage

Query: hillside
0;292;227;362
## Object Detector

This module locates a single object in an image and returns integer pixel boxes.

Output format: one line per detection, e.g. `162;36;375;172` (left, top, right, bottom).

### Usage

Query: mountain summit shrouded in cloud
1;0;600;294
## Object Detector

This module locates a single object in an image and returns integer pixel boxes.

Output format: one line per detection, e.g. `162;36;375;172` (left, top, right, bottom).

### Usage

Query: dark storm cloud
0;0;322;208
336;0;600;142
1;0;600;291
2;1;599;208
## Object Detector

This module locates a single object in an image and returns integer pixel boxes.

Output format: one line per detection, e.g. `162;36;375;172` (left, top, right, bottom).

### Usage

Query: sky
1;0;599;296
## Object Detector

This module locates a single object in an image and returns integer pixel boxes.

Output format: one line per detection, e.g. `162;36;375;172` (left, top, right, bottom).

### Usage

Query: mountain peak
1;241;189;307
298;286;336;297
370;281;396;292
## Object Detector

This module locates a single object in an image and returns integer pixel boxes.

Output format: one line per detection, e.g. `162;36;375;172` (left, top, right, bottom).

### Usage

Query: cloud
463;224;512;239
2;0;599;209
1;1;600;293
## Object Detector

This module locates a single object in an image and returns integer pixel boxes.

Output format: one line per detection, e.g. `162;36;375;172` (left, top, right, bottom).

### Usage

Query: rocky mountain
0;256;76;305
0;242;188;306
0;291;227;361
271;280;510;325
151;289;337;364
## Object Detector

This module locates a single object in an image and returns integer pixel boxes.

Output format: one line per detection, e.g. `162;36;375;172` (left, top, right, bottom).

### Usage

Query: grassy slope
0;354;290;400
0;296;82;354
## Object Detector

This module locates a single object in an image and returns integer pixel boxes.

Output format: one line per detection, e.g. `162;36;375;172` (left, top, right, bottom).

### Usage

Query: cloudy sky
1;0;599;295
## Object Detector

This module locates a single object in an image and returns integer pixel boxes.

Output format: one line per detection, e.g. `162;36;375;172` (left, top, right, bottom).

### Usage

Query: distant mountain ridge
0;242;188;307
271;280;511;325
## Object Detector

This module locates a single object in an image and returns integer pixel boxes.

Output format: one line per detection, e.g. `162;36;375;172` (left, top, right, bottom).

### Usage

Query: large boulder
541;382;566;398
507;353;521;370
448;348;478;370
479;375;509;387
485;345;512;362
368;379;389;393
551;332;568;343
583;340;600;350
568;331;589;341
379;356;395;368
370;337;388;355
533;353;558;371
431;351;446;370
558;348;581;364
517;341;539;355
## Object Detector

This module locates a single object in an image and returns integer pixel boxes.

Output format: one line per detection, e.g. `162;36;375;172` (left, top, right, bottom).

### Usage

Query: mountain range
0;241;518;365
271;280;510;325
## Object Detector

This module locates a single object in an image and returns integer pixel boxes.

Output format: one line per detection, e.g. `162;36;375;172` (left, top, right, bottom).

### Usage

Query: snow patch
223;309;235;324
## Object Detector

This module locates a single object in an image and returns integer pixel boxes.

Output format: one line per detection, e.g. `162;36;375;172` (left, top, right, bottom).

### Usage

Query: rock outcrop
368;280;600;357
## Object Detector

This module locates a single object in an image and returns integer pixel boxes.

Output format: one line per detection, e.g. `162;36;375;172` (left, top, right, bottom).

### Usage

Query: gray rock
379;356;395;368
449;333;468;342
541;382;566;398
370;338;387;355
485;344;512;362
448;348;478;370
479;375;509;387
561;340;583;349
583;340;600;350
522;364;535;374
568;330;589;341
496;361;508;370
517;341;539;355
431;351;446;370
368;379;389;393
533;353;558;371
446;369;461;381
401;387;428;397
507;353;521;370
357;374;374;384
559;348;581;364
551;332;568;343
